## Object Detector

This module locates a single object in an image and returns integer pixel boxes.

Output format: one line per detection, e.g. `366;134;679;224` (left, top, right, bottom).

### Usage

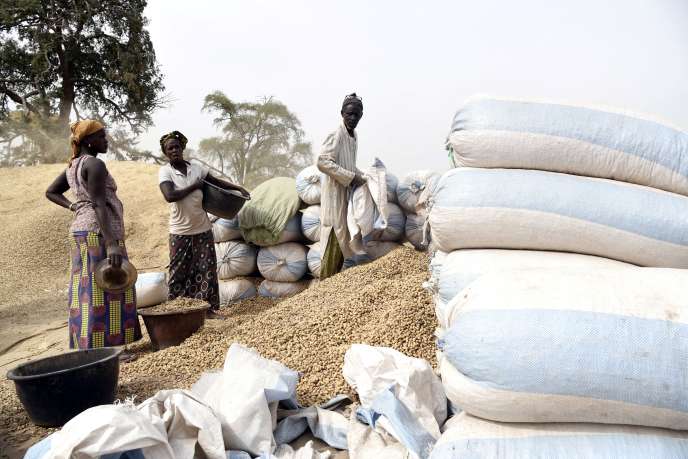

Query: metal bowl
94;258;138;294
202;181;250;219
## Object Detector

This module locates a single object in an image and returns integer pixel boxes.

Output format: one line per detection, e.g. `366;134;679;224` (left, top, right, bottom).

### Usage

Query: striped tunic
317;122;362;259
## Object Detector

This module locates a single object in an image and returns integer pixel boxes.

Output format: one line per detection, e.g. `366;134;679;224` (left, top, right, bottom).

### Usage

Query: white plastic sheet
29;390;226;459
347;158;389;255
343;345;447;458
40;403;173;459
26;346;352;459
261;441;332;459
347;412;411;459
137;390;226;459
191;344;300;455
274;395;350;449
192;344;348;456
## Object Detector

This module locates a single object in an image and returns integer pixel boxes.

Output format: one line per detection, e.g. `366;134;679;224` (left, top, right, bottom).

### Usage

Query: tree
197;92;312;188
107;127;165;164
0;0;165;165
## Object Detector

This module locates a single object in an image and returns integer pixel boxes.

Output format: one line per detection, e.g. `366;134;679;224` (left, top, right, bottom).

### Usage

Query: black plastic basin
202;181;250;219
6;348;122;427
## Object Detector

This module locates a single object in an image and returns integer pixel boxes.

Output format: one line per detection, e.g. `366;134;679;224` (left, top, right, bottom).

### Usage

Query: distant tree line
1;0;312;188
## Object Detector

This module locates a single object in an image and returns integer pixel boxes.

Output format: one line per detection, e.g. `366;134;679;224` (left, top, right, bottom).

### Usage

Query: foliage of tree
196;92;312;188
0;0;165;165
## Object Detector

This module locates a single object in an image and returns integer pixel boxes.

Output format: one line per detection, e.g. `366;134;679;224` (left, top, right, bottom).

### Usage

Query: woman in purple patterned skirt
46;120;141;360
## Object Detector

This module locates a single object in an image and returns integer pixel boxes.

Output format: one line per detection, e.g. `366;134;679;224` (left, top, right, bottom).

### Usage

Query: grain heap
120;245;434;406
143;297;209;314
0;245;433;452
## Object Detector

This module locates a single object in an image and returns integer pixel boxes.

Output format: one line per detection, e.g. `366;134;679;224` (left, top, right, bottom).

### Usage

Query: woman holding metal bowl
158;130;248;319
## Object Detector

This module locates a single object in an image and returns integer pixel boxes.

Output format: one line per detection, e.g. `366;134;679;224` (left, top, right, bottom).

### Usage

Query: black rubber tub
6;348;122;427
201;181;250;219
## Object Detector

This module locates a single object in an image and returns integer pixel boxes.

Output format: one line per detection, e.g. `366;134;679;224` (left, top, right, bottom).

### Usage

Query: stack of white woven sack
426;96;688;456
396;170;440;251
236;176;314;299
206;213;259;304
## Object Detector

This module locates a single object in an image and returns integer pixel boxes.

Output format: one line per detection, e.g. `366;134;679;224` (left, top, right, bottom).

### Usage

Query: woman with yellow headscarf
46;120;141;360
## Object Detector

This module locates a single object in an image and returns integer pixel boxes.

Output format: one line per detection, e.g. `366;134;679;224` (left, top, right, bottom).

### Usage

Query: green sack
239;177;301;246
319;230;344;279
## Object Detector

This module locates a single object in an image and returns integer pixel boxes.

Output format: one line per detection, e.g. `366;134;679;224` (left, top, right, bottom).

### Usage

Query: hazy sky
140;0;688;177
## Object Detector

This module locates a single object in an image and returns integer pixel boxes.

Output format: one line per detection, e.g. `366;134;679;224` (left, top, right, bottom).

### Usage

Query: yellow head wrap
69;119;105;165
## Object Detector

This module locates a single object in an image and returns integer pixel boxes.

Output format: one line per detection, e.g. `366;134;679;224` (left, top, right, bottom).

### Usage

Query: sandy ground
0;162;169;457
0;162;169;367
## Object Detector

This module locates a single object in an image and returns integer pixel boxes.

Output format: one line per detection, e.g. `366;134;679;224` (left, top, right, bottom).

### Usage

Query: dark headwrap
159;131;188;152
342;93;363;110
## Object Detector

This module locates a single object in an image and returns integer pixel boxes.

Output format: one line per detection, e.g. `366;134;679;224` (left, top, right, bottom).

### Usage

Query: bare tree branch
189;156;235;180
0;87;39;113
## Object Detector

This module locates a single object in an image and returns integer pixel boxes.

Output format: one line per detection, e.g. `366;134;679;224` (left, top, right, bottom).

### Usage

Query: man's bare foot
206;310;225;320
